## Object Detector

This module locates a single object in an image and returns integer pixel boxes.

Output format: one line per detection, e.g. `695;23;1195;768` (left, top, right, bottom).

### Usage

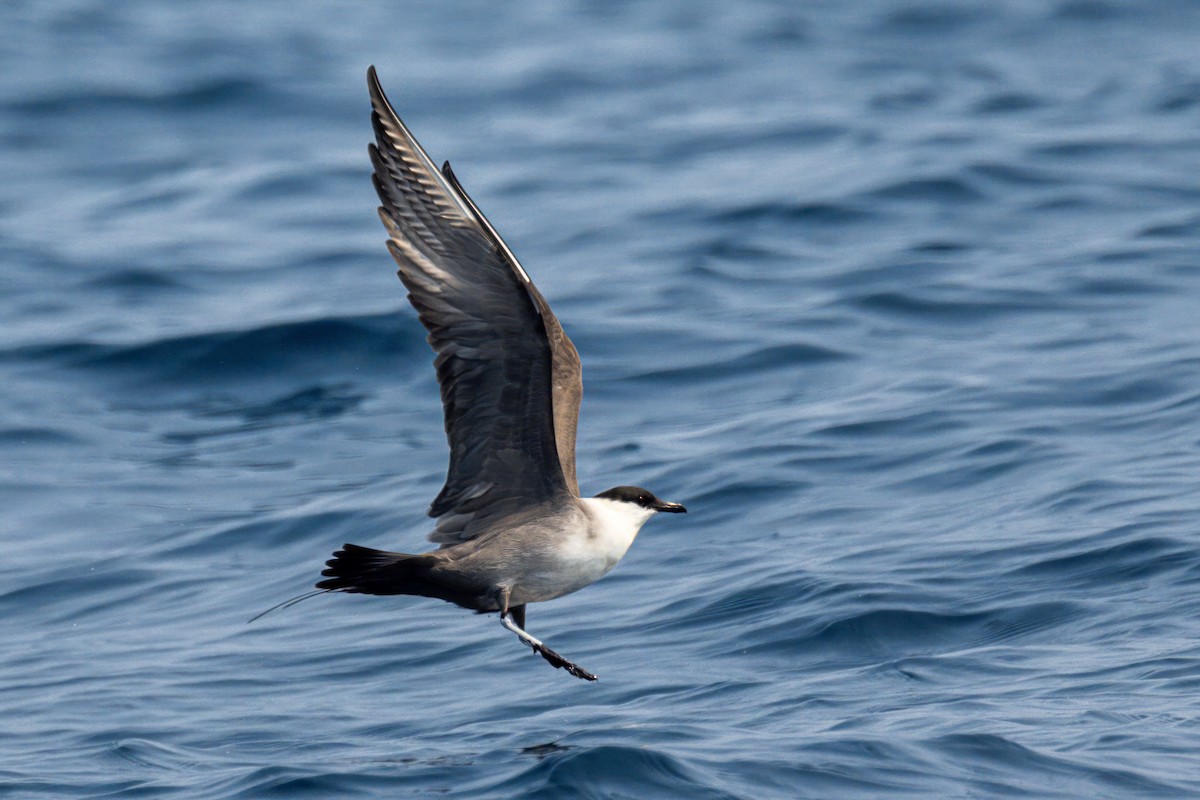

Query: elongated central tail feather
317;543;440;596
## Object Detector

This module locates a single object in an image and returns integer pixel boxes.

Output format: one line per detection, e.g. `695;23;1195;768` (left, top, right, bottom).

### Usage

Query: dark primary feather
366;66;583;544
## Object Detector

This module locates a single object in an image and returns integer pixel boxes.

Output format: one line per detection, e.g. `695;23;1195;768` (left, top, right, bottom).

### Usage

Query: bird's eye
638;495;648;503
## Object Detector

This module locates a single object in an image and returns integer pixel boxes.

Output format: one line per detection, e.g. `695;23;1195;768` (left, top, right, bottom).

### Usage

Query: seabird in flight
256;67;687;682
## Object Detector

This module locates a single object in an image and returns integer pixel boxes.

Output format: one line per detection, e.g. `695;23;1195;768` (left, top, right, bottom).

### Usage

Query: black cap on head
595;485;687;513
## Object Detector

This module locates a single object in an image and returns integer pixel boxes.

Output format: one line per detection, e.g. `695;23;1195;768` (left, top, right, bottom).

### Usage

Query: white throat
579;496;656;565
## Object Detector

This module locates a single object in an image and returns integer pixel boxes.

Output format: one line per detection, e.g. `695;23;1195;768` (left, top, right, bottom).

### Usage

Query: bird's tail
316;543;444;597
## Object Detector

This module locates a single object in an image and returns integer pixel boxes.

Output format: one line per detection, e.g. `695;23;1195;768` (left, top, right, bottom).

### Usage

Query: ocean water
3;0;1200;797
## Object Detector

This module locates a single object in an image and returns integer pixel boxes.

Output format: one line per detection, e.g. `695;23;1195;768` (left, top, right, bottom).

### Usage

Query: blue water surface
3;1;1200;797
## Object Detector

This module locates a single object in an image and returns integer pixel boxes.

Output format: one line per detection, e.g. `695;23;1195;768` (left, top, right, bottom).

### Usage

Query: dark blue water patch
862;176;987;204
684;478;812;515
820;257;957;290
706;201;880;228
84;268;190;292
224;767;388;800
868;84;940;112
683;252;791;283
159;508;400;560
695;235;797;264
1009;535;1197;587
1027;194;1100;214
928;732;1183;796
967;160;1067;187
9;77;288;118
1065;275;1174;297
877;3;994;34
998;373;1182;413
814;410;968;440
501;744;740;800
158;384;367;443
737;600;1083;666
0;777;142;800
907;239;972;254
12;313;421;388
500;67;659;111
230;170;343;204
1038;480;1147;514
640;122;854;166
0;567;158;619
1028;138;1145;161
1052;0;1124;22
741;14;810;46
1152;75;1200;113
974;91;1044;114
624;341;848;384
207;384;368;423
888;437;1060;492
1138;214;1200;239
850;288;1064;323
0;425;86;446
105;184;197;215
1074;245;1172;269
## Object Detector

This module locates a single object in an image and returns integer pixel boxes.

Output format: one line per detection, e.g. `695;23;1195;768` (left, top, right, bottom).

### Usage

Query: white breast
578;497;656;568
510;498;656;604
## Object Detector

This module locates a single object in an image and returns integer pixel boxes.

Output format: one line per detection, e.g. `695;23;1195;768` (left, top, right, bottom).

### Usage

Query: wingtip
366;65;386;106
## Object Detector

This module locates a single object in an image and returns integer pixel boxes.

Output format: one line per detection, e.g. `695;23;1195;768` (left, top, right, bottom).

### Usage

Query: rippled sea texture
4;1;1200;797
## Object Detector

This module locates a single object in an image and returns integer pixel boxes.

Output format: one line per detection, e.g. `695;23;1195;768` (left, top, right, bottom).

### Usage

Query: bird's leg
494;588;597;681
499;615;598;682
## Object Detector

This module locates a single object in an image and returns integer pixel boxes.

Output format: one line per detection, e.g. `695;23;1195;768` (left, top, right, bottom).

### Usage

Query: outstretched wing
366;66;582;543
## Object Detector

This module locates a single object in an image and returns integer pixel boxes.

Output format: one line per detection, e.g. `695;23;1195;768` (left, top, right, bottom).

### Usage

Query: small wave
162;508;400;559
625;342;847;384
879;4;993;33
710;201;878;227
968;161;1065;186
974;91;1043;114
889;436;1058;491
1137;214;1200;239
161;384;367;444
862;176;986;204
815;410;966;440
1066;276;1171;297
1052;0;1122;22
224;765;363;799
9;77;281;117
1011;535;1196;587
907;239;971;254
695;575;829;624
83;269;188;292
738;601;1082;664
930;732;1181;795
1152;77;1200;113
0;426;86;446
502;744;737;800
0;568;158;620
108;738;208;771
852;289;1062;323
1029;138;1141;160
8;313;419;387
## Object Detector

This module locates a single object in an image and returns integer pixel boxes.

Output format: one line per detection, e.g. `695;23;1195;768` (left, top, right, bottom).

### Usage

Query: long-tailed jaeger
257;67;686;682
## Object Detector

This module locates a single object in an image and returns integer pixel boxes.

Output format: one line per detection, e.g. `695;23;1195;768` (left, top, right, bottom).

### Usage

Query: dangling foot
500;613;598;681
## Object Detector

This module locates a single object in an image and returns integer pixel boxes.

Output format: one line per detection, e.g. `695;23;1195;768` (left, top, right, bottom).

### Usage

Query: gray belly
430;507;609;608
509;530;618;604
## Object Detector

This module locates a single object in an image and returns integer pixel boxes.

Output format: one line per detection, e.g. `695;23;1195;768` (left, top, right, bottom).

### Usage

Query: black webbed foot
530;641;598;681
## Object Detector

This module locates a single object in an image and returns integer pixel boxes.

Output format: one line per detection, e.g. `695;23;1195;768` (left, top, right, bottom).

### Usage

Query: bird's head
593;485;687;515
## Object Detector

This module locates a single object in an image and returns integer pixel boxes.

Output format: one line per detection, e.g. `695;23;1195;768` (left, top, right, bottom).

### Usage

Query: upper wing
366;67;582;543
